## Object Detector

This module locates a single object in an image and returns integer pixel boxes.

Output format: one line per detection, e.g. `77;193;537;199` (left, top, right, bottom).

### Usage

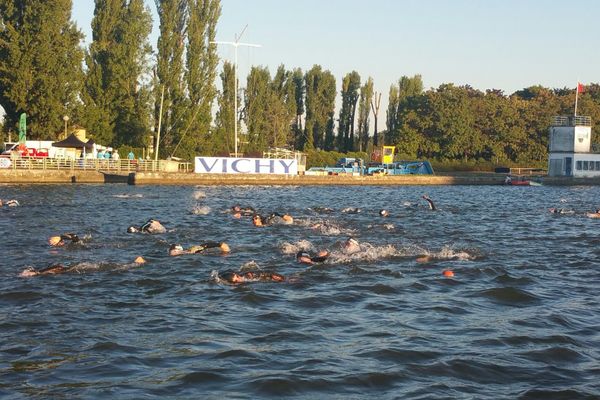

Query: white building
547;115;600;177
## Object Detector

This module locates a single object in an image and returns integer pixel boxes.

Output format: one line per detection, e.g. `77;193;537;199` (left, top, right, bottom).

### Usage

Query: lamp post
211;25;261;157
63;115;69;139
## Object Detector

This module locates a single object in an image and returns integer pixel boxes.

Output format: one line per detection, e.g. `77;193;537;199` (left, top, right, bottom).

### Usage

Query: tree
357;77;373;152
83;0;153;147
337;71;361;152
171;0;220;160
303;65;336;151
154;0;187;159
0;0;84;139
213;61;235;155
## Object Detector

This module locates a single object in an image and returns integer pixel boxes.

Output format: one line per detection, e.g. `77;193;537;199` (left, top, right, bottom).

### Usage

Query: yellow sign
382;146;395;164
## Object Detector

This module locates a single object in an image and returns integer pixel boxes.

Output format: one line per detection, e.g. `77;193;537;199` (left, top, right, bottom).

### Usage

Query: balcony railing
2;157;192;173
552;115;592;127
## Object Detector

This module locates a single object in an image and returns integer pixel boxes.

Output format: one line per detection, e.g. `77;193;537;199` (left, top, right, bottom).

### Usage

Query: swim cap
134;256;146;264
220;243;231;253
48;236;62;246
379;209;389;217
127;226;138;233
169;244;184;251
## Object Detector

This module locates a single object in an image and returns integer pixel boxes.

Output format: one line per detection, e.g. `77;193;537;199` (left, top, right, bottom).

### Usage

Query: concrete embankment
2;169;600;186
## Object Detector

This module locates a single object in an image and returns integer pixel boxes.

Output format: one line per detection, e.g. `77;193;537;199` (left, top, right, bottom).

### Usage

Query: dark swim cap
219;271;236;283
296;251;311;259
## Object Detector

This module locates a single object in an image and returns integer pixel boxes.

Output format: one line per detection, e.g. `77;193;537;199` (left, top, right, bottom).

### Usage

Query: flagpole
574;81;579;117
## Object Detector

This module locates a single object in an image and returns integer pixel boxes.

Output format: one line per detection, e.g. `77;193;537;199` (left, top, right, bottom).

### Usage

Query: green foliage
303;65;336;151
0;0;84;139
357;77;374;152
337;71;361;152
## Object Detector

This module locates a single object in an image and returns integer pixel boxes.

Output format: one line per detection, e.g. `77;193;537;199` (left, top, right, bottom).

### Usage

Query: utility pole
212;25;261;157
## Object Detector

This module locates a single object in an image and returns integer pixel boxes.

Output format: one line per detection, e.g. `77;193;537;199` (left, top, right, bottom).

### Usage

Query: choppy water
1;184;599;399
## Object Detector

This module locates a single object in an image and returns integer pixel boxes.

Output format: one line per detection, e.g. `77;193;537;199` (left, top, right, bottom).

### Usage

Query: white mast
212;25;261;157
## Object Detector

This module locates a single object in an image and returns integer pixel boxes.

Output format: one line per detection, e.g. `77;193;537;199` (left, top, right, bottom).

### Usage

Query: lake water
1;184;599;399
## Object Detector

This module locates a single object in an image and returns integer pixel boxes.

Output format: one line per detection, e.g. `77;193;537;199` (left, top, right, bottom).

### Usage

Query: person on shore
127;218;166;234
218;270;286;284
169;242;230;256
296;250;329;265
0;199;20;207
422;195;437;211
48;233;80;247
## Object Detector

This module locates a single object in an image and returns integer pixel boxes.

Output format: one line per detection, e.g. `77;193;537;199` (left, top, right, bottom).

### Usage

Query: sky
72;0;599;121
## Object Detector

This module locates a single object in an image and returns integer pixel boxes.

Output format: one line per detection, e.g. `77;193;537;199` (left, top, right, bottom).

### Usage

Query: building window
576;161;582;170
583;161;589;170
591;162;596;171
596;161;600;170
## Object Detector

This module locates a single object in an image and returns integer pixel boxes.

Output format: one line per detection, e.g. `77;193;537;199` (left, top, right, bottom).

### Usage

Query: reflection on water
1;184;600;399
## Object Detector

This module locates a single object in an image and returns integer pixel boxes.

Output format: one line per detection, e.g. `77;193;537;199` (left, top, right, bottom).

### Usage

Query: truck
1;140;57;158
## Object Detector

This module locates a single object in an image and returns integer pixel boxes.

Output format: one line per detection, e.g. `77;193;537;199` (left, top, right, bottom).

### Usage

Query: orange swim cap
134;256;146;264
220;243;231;253
48;236;62;246
442;269;454;277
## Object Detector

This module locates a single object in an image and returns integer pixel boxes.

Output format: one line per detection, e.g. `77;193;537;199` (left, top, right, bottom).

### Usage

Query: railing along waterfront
4;157;192;173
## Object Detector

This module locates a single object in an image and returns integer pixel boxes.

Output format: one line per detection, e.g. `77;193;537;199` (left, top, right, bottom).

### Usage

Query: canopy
52;133;93;149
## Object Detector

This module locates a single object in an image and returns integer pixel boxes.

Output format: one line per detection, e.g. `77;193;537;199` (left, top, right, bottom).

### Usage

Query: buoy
442;269;454;277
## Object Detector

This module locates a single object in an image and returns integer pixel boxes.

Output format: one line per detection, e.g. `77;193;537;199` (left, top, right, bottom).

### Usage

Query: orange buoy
442;269;454;277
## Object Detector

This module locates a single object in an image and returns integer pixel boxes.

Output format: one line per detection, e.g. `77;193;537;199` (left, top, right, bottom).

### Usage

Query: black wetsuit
189;242;223;253
60;233;80;243
423;196;436;211
296;251;328;263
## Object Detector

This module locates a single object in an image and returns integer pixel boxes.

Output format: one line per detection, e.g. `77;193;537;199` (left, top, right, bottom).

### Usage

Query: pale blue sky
72;0;598;112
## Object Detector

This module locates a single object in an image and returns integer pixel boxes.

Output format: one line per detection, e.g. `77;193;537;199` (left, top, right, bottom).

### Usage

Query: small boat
505;176;542;186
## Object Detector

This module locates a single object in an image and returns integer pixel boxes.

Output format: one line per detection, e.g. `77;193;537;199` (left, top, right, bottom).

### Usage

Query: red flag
577;82;584;93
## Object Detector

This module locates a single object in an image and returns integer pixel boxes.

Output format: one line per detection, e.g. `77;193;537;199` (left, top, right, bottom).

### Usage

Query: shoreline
2;169;600;186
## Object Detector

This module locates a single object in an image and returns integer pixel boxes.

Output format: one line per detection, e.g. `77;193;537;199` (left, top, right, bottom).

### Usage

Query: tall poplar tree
84;0;152;147
172;0;220;160
154;0;186;158
0;0;83;138
213;61;235;155
337;71;361;152
303;65;336;151
357;77;374;152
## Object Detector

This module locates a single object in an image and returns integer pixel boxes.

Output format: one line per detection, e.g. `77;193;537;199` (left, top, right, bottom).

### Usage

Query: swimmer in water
296;250;330;265
379;209;390;217
48;233;80;247
231;205;255;219
585;209;600;219
341;207;362;214
0;199;19;207
20;264;71;277
169;242;231;256
218;270;286;284
252;213;293;226
422;195;436;210
20;257;147;277
548;207;575;215
341;237;361;254
127;218;166;234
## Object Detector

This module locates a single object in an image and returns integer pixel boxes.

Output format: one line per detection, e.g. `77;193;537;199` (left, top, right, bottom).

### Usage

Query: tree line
1;0;599;166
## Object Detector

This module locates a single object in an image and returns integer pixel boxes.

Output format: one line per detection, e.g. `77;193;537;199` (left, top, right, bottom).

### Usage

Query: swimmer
422;195;436;211
309;206;335;214
548;207;575;215
0;199;19;207
20;264;71;277
585;209;600;219
169;242;230;256
48;233;80;247
231;205;255;218
341;207;362;214
252;213;293;226
128;218;166;234
379;209;390;217
296;250;329;265
218;270;286;284
342;237;361;254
